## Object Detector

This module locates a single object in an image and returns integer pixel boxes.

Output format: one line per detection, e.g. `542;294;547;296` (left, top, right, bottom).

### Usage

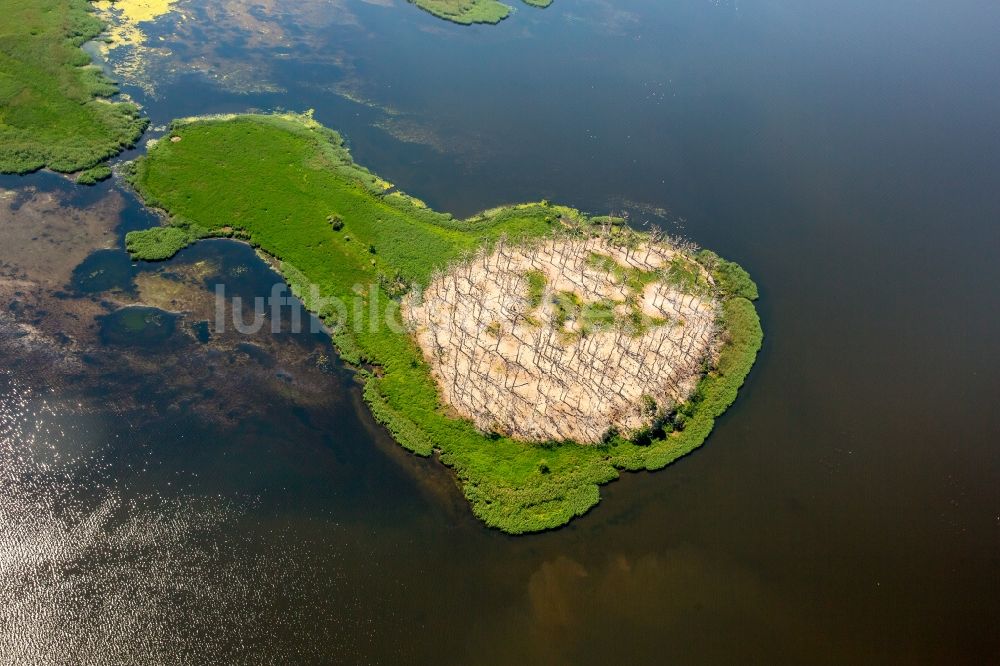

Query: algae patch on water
93;0;181;50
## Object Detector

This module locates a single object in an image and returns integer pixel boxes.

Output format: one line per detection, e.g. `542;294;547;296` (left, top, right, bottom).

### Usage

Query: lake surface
2;0;999;663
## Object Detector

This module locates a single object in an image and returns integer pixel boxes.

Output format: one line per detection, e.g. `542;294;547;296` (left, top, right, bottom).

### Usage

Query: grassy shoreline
125;113;762;533
0;0;148;175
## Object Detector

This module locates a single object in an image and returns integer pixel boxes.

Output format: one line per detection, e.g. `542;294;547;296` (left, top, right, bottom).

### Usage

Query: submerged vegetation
0;0;148;174
408;0;552;25
98;305;180;346
126;113;762;533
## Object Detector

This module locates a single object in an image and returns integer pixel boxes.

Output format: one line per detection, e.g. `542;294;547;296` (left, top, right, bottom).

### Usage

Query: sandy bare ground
404;235;720;443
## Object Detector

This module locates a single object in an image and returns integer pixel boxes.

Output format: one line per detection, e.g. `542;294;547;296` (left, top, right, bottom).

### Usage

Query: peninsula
0;0;148;179
125;113;762;533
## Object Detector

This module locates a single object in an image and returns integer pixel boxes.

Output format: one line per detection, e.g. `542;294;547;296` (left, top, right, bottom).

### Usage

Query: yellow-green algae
93;0;181;50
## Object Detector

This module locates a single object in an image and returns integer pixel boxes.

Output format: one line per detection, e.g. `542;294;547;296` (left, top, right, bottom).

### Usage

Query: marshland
1;0;998;663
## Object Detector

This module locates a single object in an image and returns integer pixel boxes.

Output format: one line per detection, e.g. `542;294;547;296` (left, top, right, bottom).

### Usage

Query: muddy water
2;0;999;663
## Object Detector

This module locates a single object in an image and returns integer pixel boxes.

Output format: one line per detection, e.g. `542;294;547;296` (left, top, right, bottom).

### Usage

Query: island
408;0;552;25
0;0;148;179
124;113;762;533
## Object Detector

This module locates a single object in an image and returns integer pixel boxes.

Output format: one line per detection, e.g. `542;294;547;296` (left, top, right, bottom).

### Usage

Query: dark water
2;0;999;663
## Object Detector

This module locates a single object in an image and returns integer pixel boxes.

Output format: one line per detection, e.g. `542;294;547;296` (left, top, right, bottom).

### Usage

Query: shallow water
2;0;999;662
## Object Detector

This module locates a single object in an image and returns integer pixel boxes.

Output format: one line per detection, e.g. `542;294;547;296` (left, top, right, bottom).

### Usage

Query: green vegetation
0;0;148;174
665;255;710;294
125;226;199;261
697;249;759;301
549;291;618;336
586;250;667;294
126;113;762;534
408;0;551;25
550;290;580;328
76;164;112;185
525;269;547;308
581;299;618;334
